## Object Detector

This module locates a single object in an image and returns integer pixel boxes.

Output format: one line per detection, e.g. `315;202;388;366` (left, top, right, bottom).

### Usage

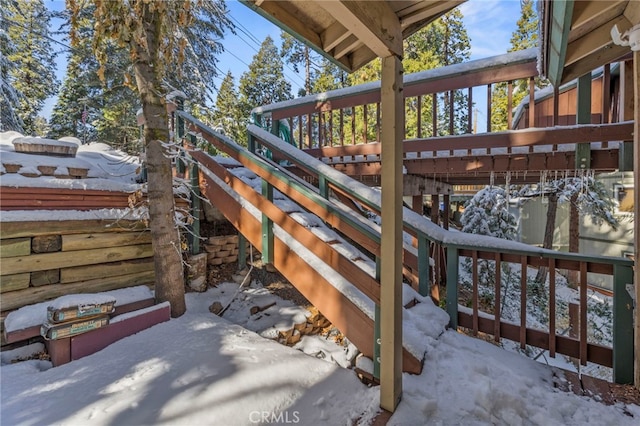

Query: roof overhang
239;0;466;72
541;0;639;86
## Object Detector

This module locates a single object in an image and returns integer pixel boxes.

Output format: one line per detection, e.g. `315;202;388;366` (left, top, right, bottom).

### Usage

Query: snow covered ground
2;283;638;425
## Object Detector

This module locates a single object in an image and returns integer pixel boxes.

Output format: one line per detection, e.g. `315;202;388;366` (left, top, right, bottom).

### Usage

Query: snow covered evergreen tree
5;0;58;135
0;0;23;132
460;186;517;239
460;186;520;317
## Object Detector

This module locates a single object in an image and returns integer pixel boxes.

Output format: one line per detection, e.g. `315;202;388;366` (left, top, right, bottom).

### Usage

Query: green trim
238;233;247;270
374;257;381;379
189;133;201;255
612;264;634;384
576;72;591;169
446;246;459;329
547;0;574;86
418;235;430;297
261;179;274;265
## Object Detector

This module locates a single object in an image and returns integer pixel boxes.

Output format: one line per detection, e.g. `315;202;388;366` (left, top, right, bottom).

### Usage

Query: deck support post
633;50;640;390
613;264;634;384
261;179;274;265
379;54;403;412
575;72;591;169
188;134;200;255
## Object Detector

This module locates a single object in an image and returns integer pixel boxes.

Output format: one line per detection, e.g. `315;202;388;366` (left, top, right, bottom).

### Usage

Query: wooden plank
457;312;613;367
317;0;402;58
204;151;381;305
581;374;615;405
0;270;155;312
60;258;155;284
1;244;153;275
0;273;30;293
0;238;30;257
31;269;60;286
62;231;152;251
0;220;147;239
32;235;61;253
197;161;421;376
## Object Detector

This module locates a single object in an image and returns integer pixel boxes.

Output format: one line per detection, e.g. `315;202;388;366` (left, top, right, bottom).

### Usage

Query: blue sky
42;0;524;126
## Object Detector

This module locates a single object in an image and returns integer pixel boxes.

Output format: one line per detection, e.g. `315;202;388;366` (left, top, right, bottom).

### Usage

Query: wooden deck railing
182;112;633;384
251;49;630;181
253;49;540;148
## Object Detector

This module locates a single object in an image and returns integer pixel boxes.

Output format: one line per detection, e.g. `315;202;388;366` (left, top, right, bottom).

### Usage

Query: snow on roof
1;132;141;190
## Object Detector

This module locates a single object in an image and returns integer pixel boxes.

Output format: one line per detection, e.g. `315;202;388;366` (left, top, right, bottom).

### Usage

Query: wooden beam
562;43;631;84
333;35;362;60
316;0;402;58
403;175;453;196
399;1;461;29
379;54;403;412
570;0;627;39
633;49;640;390
624;0;640;25
321;21;351;52
547;0;575;86
565;16;633;65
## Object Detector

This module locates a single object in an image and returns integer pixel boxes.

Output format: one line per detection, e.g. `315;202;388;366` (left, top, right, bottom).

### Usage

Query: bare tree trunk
535;193;558;284
567;193;580;289
131;3;186;317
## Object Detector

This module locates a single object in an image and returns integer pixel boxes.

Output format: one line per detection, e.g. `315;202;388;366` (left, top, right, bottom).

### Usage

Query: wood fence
0;219;155;345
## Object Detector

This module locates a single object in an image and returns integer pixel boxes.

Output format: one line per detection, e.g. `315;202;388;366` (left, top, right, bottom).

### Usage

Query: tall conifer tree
6;0;58;135
238;36;292;141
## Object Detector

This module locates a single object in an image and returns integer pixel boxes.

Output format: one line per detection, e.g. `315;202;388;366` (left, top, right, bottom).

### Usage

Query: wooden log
67;167;89;178
60;258;154;284
187;253;208;292
0;238;30;257
62;231;152;251
0;273;30;292
0;270;155;312
31;269;60;286
1;244;153;275
0;220;147;239
31;235;62;253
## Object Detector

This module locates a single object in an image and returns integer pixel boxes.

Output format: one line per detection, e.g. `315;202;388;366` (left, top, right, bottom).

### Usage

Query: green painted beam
575;72;591;170
446;246;459;329
261;179;274;265
613;264;634;384
546;0;574;87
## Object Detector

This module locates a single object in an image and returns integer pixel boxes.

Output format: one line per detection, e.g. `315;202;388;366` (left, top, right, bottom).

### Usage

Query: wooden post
633;50;640;390
261;179;274;265
379;54;403;413
576;72;591;169
621;60;635;171
189;135;200;255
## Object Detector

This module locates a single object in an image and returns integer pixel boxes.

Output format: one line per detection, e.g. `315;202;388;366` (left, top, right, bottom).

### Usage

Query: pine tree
238;36;292;141
0;0;23;132
72;0;230;317
491;0;548;131
460;186;518;305
212;70;243;144
48;3;100;141
6;0;58;135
